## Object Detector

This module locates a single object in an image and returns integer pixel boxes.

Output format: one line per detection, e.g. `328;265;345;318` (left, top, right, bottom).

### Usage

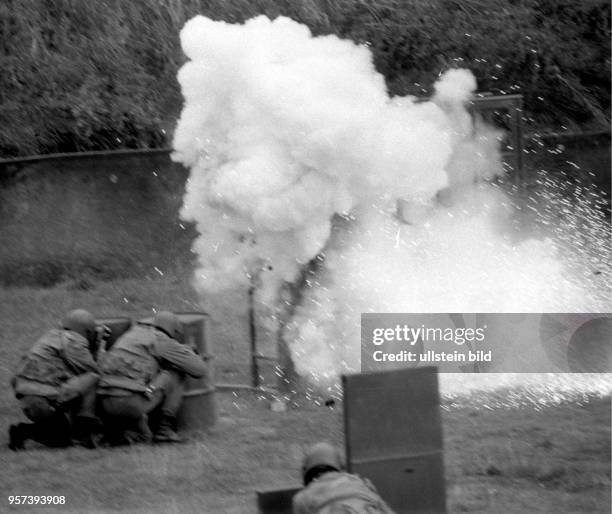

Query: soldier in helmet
97;311;206;444
8;309;107;450
293;442;396;514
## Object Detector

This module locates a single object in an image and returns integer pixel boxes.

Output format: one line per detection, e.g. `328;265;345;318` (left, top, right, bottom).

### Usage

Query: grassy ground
0;276;610;513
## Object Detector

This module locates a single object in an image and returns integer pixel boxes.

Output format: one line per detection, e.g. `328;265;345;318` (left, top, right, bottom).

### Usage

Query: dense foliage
0;0;609;157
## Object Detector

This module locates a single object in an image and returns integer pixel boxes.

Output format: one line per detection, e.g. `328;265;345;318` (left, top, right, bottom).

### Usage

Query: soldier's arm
153;339;207;378
63;335;100;375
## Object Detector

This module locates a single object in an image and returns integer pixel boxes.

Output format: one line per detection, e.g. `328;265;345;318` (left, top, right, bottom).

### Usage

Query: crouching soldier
97;311;206;444
9;309;105;450
293;442;396;514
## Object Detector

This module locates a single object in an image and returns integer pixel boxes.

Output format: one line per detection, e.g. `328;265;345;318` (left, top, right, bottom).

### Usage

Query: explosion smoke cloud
172;15;480;300
173;15;610;387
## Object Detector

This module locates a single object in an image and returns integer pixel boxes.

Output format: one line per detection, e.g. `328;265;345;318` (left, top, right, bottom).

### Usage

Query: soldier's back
293;472;395;514
111;325;156;352
28;329;66;358
14;330;76;395
99;325;161;392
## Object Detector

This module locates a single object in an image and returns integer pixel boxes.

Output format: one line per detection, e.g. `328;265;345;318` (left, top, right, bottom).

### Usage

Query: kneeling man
98;311;206;444
9;309;104;450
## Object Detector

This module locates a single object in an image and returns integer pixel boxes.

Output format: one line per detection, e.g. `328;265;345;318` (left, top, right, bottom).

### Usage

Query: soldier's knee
99;395;146;421
20;396;56;422
154;369;183;388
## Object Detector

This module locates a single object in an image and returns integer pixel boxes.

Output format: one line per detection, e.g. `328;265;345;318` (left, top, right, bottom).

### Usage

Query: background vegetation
0;0;609;157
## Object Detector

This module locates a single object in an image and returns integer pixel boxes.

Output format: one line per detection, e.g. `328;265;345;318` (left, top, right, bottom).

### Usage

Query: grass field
0;275;610;513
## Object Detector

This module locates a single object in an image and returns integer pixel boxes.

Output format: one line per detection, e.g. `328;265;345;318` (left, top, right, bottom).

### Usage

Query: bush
0;0;609;157
328;0;610;130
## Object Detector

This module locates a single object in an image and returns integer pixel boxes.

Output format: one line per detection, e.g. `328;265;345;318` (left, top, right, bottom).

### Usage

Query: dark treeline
0;0;609;157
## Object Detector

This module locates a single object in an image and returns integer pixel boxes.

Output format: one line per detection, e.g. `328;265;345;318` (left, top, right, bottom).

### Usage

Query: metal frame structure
468;93;524;182
414;92;525;182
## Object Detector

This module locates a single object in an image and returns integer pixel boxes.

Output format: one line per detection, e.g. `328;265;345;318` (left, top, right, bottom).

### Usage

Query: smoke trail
173;16;610;388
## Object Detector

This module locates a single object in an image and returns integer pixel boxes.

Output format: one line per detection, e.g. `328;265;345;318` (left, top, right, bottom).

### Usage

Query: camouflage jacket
293;472;396;514
98;324;206;393
13;329;99;397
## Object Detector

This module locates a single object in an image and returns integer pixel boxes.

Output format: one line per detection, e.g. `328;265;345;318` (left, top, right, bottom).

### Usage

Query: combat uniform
293;471;396;514
97;324;206;443
10;329;100;448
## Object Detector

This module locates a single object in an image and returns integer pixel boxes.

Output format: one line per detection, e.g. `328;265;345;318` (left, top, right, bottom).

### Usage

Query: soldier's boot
8;422;71;450
100;425;130;447
8;423;29;451
72;416;101;449
153;415;181;443
124;414;152;444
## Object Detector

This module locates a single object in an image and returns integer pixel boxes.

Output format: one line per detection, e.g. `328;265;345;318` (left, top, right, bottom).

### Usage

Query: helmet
62;309;97;341
153;311;183;342
302;442;344;484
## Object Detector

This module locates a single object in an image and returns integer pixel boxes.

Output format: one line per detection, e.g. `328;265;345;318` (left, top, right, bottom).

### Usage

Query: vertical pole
515;96;524;185
342;374;352;473
276;281;299;397
248;282;259;388
202;313;214;387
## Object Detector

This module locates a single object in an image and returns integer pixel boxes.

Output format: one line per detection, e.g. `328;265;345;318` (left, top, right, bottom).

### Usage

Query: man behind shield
293;442;396;514
97;311;206;444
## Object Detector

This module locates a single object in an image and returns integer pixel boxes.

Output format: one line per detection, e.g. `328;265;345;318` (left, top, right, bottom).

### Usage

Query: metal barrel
175;312;216;430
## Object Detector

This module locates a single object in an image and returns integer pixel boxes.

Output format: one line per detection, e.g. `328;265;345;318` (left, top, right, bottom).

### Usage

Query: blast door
343;366;446;513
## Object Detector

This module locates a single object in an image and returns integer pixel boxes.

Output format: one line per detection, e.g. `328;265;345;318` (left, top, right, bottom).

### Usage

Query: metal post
248;282;260;388
515;96;525;184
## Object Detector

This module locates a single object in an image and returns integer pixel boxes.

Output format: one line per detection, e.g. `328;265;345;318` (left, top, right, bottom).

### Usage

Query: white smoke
285;194;599;385
172;15;481;301
173;15;609;388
